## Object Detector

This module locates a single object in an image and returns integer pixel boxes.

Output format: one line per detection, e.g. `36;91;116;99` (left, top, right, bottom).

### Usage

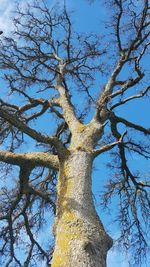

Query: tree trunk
51;150;113;267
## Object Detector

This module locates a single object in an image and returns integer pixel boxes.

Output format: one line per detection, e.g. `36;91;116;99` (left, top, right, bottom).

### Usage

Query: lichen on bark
51;150;112;267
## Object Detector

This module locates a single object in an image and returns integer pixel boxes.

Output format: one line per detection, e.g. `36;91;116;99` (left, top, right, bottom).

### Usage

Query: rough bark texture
51;150;112;267
0;1;149;266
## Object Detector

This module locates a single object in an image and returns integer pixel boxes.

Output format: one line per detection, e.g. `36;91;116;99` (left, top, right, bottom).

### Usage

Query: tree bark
51;150;113;267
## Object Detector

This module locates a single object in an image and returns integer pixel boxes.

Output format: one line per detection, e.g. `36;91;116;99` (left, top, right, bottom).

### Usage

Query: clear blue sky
0;1;149;266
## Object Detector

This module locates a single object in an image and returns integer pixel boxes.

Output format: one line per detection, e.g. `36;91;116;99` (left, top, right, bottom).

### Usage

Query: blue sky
0;0;149;266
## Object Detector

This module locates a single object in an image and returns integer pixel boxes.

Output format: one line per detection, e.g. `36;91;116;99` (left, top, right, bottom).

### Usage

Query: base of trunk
51;151;113;267
51;211;112;267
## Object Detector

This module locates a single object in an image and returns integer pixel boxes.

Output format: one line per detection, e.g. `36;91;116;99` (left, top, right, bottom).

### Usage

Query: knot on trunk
83;241;97;255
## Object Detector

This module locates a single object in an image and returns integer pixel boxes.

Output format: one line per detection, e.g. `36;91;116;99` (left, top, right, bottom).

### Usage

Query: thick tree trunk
51;150;113;267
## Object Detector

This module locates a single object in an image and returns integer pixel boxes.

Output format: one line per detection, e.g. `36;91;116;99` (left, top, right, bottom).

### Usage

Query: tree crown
0;0;150;266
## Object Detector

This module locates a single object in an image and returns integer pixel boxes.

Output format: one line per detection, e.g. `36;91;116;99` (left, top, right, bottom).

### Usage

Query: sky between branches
0;0;149;266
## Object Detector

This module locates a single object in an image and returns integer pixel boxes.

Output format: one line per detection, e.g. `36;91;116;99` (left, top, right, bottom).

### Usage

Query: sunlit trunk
51;150;112;267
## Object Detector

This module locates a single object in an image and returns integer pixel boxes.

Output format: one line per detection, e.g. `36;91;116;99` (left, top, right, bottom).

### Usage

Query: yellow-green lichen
51;215;85;267
52;162;84;266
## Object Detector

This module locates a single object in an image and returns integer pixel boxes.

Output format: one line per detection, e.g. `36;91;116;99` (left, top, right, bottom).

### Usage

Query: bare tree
0;0;149;266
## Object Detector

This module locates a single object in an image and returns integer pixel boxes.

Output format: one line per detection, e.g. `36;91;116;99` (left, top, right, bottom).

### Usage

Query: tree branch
110;112;150;135
95;54;126;122
0;107;64;151
55;60;82;132
111;85;150;109
0;150;59;170
93;131;127;157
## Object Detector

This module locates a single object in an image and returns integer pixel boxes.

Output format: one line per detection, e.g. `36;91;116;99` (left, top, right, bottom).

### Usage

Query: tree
0;0;149;266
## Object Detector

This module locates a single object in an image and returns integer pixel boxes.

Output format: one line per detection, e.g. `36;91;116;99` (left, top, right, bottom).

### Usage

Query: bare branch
111;85;150;109
110;112;150;135
0;106;65;152
0;150;59;170
93;131;127;156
